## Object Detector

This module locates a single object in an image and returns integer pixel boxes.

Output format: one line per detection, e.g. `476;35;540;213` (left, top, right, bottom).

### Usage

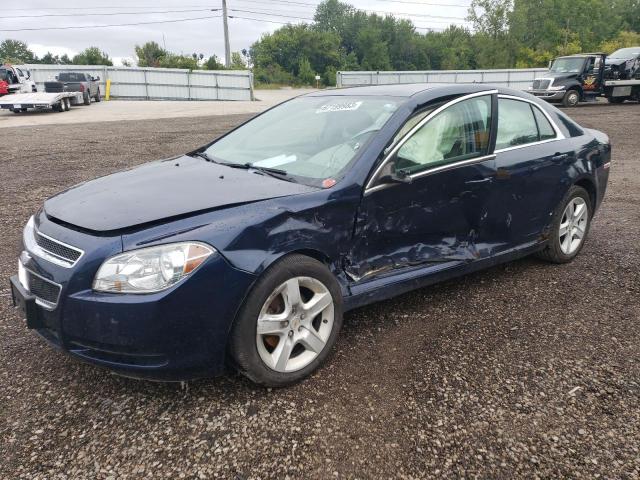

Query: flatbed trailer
0;91;84;113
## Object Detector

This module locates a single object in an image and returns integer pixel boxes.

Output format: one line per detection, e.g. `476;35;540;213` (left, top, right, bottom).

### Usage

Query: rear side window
496;99;539;149
532;107;556;140
556;111;584;137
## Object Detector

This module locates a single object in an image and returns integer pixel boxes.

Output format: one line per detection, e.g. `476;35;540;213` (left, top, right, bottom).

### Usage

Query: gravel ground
1;103;639;479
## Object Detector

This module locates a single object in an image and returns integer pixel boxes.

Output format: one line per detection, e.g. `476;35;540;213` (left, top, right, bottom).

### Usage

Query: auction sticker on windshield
316;101;363;113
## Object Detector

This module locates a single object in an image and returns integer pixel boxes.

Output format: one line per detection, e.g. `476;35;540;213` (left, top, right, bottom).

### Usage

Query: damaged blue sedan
10;84;610;386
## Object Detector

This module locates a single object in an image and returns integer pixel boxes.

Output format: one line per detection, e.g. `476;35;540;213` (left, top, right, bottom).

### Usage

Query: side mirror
54;75;59;80
380;169;412;185
94;76;100;81
26;71;31;79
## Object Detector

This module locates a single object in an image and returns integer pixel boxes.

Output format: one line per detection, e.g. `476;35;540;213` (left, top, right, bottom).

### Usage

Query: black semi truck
528;47;640;107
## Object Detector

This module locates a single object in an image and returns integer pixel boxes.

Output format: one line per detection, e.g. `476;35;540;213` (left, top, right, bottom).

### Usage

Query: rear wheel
536;185;591;263
229;254;343;387
83;91;90;105
95;89;101;102
562;89;580;107
607;96;625;104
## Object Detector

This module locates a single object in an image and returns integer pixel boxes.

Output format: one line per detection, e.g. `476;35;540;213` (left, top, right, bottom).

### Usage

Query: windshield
58;72;87;82
609;47;640;59
204;96;399;186
550;57;586;73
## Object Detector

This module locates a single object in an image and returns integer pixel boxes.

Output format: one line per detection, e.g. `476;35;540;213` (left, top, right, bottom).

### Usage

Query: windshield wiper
224;162;289;176
191;151;218;163
191;153;293;181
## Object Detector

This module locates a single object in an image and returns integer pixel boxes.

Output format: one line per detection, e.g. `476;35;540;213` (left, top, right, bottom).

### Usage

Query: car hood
538;72;579;80
44;155;317;232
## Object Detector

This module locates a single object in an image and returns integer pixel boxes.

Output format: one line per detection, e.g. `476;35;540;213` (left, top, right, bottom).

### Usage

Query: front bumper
11;212;257;381
528;89;566;101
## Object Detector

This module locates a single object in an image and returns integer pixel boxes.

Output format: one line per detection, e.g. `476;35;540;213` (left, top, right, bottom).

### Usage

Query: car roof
306;83;537;104
307;82;510;98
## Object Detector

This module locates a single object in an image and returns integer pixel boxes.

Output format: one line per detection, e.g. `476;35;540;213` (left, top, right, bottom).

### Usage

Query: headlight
93;242;215;293
549;85;566;91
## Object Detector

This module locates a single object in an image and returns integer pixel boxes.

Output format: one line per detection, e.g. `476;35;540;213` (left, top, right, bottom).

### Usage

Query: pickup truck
529;50;640;106
45;72;101;104
0;64;37;95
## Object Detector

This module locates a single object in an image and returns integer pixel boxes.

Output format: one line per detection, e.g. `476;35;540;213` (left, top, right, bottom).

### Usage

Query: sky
1;0;473;66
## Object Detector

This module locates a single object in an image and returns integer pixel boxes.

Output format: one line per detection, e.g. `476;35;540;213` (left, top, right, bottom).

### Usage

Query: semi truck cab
529;51;640;106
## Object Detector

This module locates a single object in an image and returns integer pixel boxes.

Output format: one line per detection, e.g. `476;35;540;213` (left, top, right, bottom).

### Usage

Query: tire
63;98;70;111
20;108;28;113
229;254;343;387
83;91;90;105
536;185;592;264
607;96;625;104
562;89;580;107
95;89;101;102
53;103;63;112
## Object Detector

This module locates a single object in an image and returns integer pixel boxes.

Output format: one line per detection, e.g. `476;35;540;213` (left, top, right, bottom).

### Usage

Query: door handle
466;177;492;184
552;153;568;161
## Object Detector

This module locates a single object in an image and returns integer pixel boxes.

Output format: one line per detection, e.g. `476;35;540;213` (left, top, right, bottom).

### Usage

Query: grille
35;232;82;264
533;79;551;90
28;271;61;307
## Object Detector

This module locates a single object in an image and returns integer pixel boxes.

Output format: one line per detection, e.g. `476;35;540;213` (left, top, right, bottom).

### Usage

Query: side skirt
343;241;544;311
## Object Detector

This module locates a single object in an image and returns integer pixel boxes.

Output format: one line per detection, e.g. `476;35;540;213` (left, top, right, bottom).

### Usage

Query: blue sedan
10;84;611;386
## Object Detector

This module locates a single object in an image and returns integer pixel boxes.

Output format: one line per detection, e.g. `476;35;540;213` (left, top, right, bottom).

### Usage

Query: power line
230;9;315;20
2;5;221;10
229;14;310;25
374;0;470;6
1;8;219;19
0;15;221;32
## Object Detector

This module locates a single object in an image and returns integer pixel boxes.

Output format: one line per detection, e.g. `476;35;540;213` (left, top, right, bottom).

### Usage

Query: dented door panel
347;159;499;282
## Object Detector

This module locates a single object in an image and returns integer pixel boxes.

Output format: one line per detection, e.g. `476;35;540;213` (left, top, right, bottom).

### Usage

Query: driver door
582;56;604;94
347;92;499;282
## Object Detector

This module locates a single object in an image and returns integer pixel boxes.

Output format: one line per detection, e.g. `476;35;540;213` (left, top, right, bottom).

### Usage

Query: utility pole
222;0;231;67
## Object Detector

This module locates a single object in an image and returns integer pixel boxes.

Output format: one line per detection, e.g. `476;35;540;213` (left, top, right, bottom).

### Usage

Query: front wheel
562;89;580;107
229;254;343;387
536;185;592;263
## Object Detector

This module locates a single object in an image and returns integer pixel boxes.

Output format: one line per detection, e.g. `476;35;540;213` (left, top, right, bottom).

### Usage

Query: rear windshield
58;72;87;82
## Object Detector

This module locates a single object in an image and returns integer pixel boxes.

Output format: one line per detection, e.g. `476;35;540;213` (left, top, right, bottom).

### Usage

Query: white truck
0;65;85;113
0;65;37;94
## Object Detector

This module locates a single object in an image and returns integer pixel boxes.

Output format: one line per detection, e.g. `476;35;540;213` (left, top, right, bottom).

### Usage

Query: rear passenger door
487;95;569;247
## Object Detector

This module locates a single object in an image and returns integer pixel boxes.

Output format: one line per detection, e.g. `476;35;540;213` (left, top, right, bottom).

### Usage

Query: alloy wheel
559;197;588;255
256;276;334;373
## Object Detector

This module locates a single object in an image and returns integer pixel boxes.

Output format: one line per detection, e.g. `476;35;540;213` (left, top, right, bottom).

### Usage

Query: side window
532;106;556;140
495;99;539;149
392;95;492;175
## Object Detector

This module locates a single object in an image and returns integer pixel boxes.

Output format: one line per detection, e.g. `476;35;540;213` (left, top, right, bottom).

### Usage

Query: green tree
204;55;225;70
0;39;36;63
297;56;315;84
72;47;113;66
229;51;247;69
158;54;198;70
135;41;167;67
